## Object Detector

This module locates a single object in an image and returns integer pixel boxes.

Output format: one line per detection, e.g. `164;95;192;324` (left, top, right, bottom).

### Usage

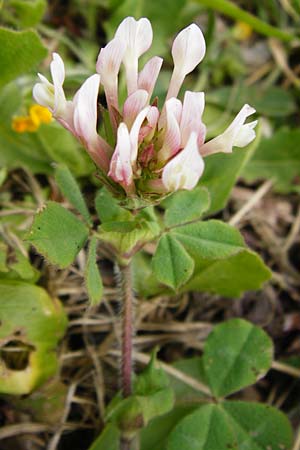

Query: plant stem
119;263;134;398
194;0;295;42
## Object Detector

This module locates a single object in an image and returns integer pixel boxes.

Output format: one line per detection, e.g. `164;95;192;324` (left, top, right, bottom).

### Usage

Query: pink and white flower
33;17;257;206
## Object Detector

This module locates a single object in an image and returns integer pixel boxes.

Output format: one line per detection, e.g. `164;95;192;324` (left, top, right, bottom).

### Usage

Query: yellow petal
233;22;252;41
12;116;39;133
29;104;52;125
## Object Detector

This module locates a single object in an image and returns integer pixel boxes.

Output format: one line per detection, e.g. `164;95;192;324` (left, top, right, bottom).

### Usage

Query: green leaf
140;405;197;450
0;280;67;394
0;87;93;175
10;0;47;27
85;237;103;305
152;234;195;290
106;353;174;438
170;357;207;401
0;242;8;272
95;188;132;223
36;124;94;176
88;424;120;450
55;164;91;225
132;252;165;298
166;402;292;450
8;249;39;282
28;201;89;268
0;167;7;187
183;249;272;297
98;218;160;264
164;187;210;228
203;319;273;397
242;128;300;193
222;401;293;450
206;85;296;117
0;27;47;88
167;404;236;450
171;220;245;261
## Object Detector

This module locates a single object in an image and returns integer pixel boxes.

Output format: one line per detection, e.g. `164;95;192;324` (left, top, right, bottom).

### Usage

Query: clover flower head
33;17;257;208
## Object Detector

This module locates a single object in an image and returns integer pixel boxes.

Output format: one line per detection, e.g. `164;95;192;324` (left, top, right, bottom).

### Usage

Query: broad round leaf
0;281;67;394
167;402;292;450
152;234;195;289
167;404;236;450
28;201;89;268
164;187;210;227
203;319;273;397
184;249;272;297
0;28;47;88
171;220;245;260
88;424;120;450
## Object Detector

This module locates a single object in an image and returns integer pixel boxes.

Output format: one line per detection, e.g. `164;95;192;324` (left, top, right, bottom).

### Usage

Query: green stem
193;0;295;42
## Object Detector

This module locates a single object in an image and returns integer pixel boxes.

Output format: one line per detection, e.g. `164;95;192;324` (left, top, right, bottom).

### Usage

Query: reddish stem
119;263;134;398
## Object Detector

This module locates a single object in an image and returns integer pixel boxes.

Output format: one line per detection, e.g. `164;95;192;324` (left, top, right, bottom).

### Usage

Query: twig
272;361;300;378
229;179;273;226
109;349;212;397
0;423;51;440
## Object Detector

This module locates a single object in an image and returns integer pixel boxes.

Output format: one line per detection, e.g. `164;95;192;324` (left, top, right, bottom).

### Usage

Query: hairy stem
119;263;134;398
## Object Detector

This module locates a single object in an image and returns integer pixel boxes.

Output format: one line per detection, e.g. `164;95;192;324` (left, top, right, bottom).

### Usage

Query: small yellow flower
12;116;39;133
29;104;52;126
12;104;52;133
233;22;253;41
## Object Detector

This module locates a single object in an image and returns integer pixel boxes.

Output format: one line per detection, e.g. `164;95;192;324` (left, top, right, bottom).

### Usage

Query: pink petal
162;132;204;192
138;56;163;100
123;89;148;129
180;91;206;147
139;106;159;142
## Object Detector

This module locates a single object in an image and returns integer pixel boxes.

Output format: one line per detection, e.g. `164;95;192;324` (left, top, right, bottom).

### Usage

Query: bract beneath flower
33;16;257;209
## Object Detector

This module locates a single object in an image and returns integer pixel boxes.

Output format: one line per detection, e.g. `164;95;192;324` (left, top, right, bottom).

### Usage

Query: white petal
115;17;153;95
47;53;67;116
115;17;153;59
166;24;206;100
96;37;125;82
200;104;257;156
180;91;206;147
32;82;54;110
234;120;258;147
50;53;65;86
123;89;148;129
162;132;204;192
171;24;206;76
129;106;150;164
138;56;163;100
38;73;51;85
73;74;100;145
158;98;182;162
109;123;133;187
